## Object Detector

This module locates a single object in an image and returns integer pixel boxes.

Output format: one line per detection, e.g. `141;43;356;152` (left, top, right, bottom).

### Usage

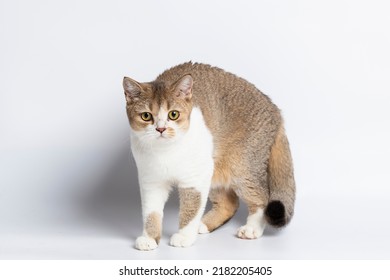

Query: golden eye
140;112;152;121
168;110;180;121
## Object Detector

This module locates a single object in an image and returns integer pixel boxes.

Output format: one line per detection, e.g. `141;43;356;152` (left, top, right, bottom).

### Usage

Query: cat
123;62;295;250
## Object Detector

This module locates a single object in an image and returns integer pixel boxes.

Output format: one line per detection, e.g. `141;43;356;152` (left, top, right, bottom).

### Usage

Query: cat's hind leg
199;188;239;233
237;207;266;239
235;182;269;239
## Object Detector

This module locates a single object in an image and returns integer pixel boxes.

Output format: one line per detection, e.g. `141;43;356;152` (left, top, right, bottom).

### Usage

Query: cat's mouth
156;133;168;139
156;133;175;141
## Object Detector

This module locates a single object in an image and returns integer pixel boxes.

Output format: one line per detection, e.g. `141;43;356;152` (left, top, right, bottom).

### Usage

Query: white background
1;0;390;259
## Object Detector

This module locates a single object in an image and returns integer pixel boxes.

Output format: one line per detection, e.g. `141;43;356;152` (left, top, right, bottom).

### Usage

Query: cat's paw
237;225;264;239
198;222;210;234
135;236;158;251
170;233;196;248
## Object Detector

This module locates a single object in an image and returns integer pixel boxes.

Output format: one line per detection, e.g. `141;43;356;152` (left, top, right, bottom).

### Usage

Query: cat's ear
173;74;193;100
123;77;142;103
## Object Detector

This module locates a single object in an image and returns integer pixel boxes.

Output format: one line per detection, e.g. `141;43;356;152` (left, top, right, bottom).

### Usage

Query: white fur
131;107;214;250
135;236;158;251
237;208;266;239
198;221;210;234
156;108;167;129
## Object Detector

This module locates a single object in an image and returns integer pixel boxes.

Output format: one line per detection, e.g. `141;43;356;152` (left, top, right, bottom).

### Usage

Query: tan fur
267;123;295;222
145;212;162;244
124;62;296;234
212;157;235;187
123;78;192;135
178;188;201;229
201;188;239;232
164;127;176;138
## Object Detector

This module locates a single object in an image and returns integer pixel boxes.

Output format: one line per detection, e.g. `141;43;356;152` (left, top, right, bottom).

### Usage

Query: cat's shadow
78;145;181;240
78;145;142;240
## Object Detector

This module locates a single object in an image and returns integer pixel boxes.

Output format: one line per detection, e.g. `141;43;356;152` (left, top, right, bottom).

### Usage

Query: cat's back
156;62;282;137
156;61;257;97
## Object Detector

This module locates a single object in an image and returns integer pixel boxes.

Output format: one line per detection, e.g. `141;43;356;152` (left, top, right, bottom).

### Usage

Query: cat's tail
265;123;296;227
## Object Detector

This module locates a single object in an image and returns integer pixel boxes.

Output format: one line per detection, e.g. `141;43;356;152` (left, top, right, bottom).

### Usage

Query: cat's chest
131;107;214;186
134;139;209;182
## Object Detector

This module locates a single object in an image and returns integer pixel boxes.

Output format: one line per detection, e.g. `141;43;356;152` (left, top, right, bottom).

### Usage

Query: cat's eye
140;112;152;121
168;110;180;121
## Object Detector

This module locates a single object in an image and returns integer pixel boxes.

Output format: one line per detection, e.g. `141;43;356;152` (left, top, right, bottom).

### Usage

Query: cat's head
123;74;193;145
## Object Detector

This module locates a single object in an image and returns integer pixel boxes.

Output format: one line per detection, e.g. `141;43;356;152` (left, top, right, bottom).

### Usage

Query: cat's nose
156;127;166;133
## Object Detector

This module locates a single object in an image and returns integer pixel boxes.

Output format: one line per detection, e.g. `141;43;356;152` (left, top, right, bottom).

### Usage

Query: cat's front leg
170;187;208;248
135;184;170;251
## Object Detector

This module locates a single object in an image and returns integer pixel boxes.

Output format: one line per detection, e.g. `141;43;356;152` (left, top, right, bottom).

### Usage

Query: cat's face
123;75;193;145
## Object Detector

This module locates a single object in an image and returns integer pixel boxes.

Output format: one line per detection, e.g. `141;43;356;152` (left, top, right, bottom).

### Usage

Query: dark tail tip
265;200;286;227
